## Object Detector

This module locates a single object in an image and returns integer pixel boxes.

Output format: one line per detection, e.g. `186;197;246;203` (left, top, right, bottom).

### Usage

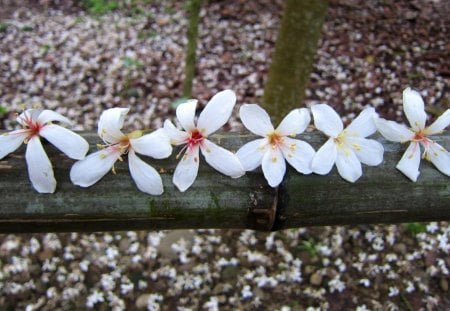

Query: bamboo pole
0;132;448;233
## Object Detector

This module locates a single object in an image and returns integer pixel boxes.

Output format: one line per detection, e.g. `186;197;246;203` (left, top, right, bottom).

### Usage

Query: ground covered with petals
0;0;449;309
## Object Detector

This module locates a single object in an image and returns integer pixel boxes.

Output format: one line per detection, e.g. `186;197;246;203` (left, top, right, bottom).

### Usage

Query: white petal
236;138;267;171
0;130;27;159
276;108;311;136
280;137;315;174
311;104;343;138
97;108;129;144
197;90;236;135
37;110;72;126
16;109;41;126
128;150;164;195
396;142;421;182
403;87;427;131
239;104;274;136
375;118;414;142
426;142;450;176
311;138;337;175
261;147;286;187
176;99;197;132
347;137;384;166
70;147;121;187
130;128;172;159
201;139;245;178
335;148;362;183
425;109;450;135
163;120;189;145
345;107;377;138
25;136;56;193
173;145;200;192
39;124;89;160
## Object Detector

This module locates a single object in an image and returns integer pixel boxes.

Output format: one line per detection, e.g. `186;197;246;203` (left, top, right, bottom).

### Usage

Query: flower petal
335;148;362;183
39;124;89;160
396;142;421;182
280;137;315;174
130;128;172;159
128;150;164;195
425;109;450;135
239;104;274;136
426;142;450;177
375;118;414;142
197;90;236;135
70;147;121;187
17;109;40;126
347;137;384;166
311;138;337;175
176;99;197;132
236;138;267;171
163;120;189;145
0;130;28;159
25;136;56;193
311;104;343;138
173;145;200;192
345;107;377;138
201;139;245;178
403;87;427;131
277;108;310;136
261;147;286;187
97;108;129;144
37;110;72;126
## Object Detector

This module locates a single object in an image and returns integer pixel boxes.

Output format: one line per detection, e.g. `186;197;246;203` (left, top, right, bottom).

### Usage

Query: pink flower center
187;129;204;149
176;129;204;160
20;113;42;138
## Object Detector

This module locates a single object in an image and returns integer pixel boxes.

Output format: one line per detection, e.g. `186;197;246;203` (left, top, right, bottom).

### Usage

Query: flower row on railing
0;88;449;194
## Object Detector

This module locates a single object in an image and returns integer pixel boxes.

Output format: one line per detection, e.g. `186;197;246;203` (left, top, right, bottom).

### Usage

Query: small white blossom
71;108;172;195
0;108;89;192
426;222;439;233
388;286;399;297
359;278;371;287
203;296;219;311
164;90;244;191
86;290;104;308
311;104;383;182
375;87;450;181
328;276;346;293
236;104;315;187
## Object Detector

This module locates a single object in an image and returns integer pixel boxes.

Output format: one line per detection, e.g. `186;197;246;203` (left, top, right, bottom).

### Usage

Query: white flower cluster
0;88;448;194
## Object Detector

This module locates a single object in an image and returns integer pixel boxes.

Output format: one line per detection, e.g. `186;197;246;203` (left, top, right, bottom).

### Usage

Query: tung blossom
375;87;450;181
311;104;384;182
70;108;172;195
163;90;244;192
236;104;315;187
0;109;89;193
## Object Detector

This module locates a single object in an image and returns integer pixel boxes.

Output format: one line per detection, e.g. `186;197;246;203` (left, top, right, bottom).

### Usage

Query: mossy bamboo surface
0;132;448;233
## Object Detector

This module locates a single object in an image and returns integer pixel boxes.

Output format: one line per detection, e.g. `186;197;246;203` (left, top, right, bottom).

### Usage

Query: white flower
0;108;88;193
163;90;244;192
311;104;384;182
236;104;315;187
70;108;172;195
375;87;450;181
